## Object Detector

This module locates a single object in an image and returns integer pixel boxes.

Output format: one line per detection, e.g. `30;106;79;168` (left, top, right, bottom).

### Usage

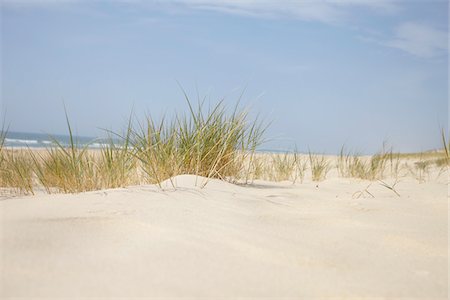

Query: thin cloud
329;0;399;12
384;22;448;58
2;0;400;23
4;0;445;59
169;0;400;23
179;1;343;23
1;0;77;8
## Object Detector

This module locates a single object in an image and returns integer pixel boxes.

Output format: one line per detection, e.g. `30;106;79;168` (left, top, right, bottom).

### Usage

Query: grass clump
411;156;431;183
242;151;307;183
99;120;138;188
0;125;7;187
0;93;266;194
337;145;401;180
294;153;308;183
1;149;35;195
267;152;307;183
129;95;265;187
309;152;330;181
30;111;100;193
337;147;367;178
131;116;180;186
32;147;99;193
0;124;35;195
441;129;449;166
268;152;298;182
245;155;265;181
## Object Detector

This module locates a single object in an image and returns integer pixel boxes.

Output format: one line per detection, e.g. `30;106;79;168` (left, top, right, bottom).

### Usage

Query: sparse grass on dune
0;96;266;194
30;112;140;193
30;111;100;193
0;104;448;195
409;155;431;183
1;149;35;195
99;118;139;188
243;151;307;183
0;125;6;186
309;152;331;182
441;129;449;166
294;153;308;183
266;152;307;183
245;155;265;181
391;131;448;171
337;145;401;180
99;140;138;189
395;150;443;160
399;131;449;181
0;124;35;195
337;147;366;178
268;152;298;182
131;116;180;186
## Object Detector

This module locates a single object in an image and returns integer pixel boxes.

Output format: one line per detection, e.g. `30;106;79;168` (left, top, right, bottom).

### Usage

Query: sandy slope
0;174;448;298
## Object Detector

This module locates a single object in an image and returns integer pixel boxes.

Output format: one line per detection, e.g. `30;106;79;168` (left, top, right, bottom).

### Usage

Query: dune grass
0;103;448;194
30;111;100;193
245;155;265;181
267;152;298;182
309;152;331;181
295;153;308;183
99;118;139;188
1;149;35;195
243;151;307;183
0;124;35;195
130;96;266;187
0;124;6;186
27;118;138;194
441;129;449;166
268;152;307;183
410;155;431;183
18;95;265;192
337;145;401;180
0;96;266;194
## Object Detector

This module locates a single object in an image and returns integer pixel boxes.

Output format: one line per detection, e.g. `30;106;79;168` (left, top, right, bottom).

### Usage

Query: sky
1;0;448;153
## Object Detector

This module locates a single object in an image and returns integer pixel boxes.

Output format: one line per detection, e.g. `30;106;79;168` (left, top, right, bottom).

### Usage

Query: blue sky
1;0;448;153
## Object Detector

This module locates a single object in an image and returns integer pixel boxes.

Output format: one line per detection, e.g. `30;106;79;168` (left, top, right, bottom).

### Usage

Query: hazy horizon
1;0;448;154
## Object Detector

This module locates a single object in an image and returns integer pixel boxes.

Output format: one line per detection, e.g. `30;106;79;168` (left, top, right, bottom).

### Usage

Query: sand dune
1;174;448;298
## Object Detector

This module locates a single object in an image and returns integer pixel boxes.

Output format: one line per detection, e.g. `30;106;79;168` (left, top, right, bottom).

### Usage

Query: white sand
1;173;448;298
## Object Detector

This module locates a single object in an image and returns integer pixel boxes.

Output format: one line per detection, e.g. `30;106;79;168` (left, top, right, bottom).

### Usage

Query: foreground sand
1;173;448;298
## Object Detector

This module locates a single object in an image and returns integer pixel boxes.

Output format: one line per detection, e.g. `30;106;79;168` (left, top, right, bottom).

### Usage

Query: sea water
3;131;109;149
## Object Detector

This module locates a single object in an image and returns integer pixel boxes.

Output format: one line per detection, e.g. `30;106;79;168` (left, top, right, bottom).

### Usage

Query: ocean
3;131;109;149
3;131;290;153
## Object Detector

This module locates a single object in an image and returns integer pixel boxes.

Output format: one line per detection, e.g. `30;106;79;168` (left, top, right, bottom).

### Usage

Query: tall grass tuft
309;152;330;181
30;110;100;193
441;129;449;166
269;152;298;182
337;147;366;178
411;155;431;183
0;123;7;187
1;149;35;195
99;118;138;188
243;151;306;183
245;155;265;181
294;152;308;183
129;95;266;187
0;122;33;194
131;116;179;186
337;145;401;180
263;151;307;183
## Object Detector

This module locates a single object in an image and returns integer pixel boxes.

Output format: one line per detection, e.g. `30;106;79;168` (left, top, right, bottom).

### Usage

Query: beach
2;0;448;298
1;166;447;298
